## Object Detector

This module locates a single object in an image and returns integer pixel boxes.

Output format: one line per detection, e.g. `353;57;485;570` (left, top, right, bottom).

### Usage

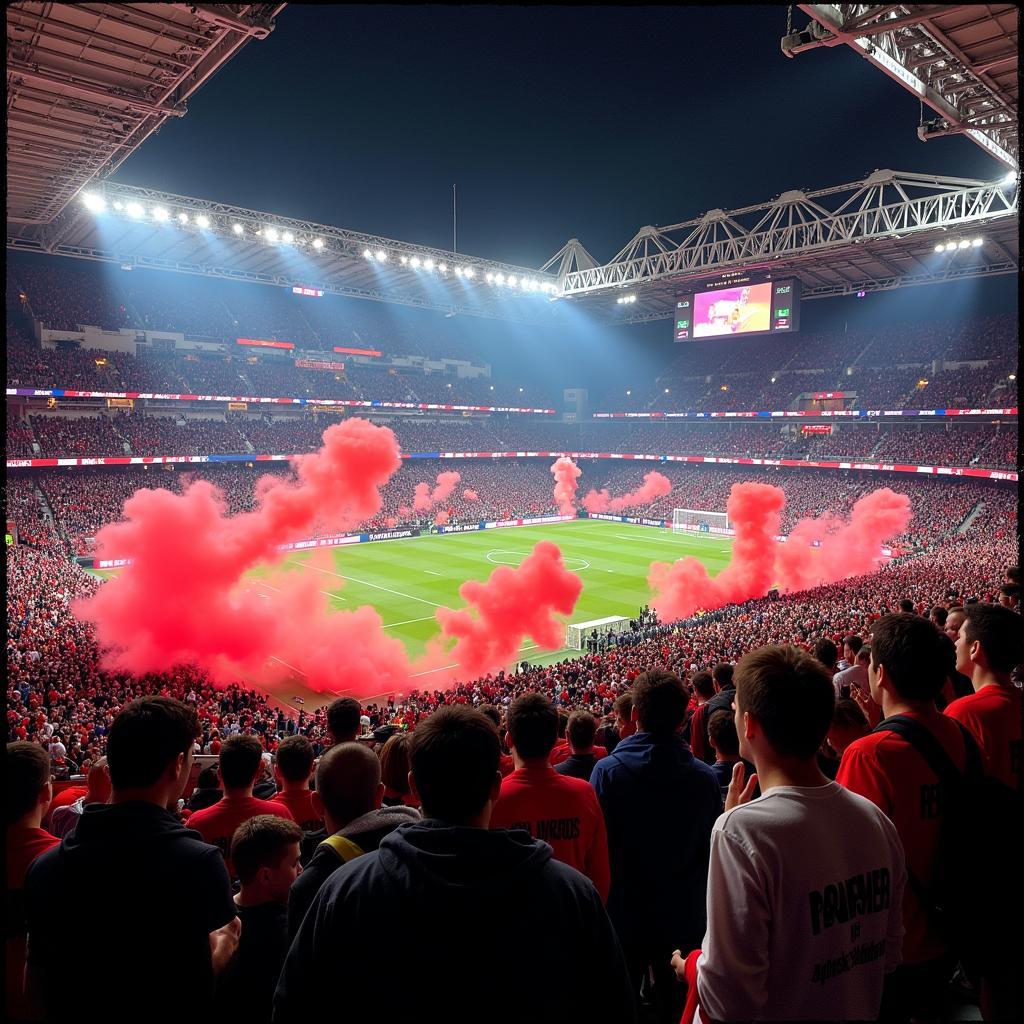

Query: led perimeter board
674;277;801;341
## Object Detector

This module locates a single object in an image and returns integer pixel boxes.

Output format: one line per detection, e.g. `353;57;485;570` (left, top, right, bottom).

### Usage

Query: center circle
485;549;590;573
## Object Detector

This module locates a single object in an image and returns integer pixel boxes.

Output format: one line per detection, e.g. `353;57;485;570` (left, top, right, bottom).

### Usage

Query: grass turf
89;519;733;697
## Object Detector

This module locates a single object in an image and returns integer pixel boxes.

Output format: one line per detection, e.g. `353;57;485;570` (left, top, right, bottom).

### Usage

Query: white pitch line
270;655;307;677
424;570;442;576
288;559;445;608
410;663;458;678
383;615;437;628
319;590;347;602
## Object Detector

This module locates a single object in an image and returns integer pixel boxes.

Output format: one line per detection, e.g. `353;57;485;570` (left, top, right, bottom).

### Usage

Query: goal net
565;615;632;651
672;508;730;536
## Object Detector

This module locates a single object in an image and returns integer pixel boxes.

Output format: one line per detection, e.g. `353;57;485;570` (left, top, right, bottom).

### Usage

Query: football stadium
6;5;1020;1023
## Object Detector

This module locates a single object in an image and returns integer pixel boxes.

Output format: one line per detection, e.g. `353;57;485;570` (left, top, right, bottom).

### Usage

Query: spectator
6;742;59;1021
186;734;294;876
253;752;278;800
272;735;321;831
590;669;722;1023
274;706;634;1022
490;693;610;901
555;710;601;781
837;633;864;671
837;614;971;1021
681;645;905;1022
833;644;871;699
188;764;223;812
215;815;303;1023
813;637;839;674
288;742;418;940
706;709;743;800
326;696;362;745
23;697;239;1021
379;732;420;808
479;704;516;776
825;698;871;763
614;692;636;741
690;663;736;765
929;606;948;630
898;599;916;614
48;756;111;838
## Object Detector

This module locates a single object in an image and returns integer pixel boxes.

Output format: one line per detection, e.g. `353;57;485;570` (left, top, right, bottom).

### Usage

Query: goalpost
672;508;730;536
565;615;632;651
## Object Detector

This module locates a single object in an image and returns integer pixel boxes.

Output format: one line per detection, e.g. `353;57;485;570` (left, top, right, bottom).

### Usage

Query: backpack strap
872;714;981;784
318;834;364;863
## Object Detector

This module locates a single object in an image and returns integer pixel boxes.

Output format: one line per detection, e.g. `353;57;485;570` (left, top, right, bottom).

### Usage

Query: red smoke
434;510;451;526
775;487;911;593
550;457;582;516
463;489;479;501
384;516;399;529
584;470;672;514
435;541;583;678
649;482;911;621
413;470;461;513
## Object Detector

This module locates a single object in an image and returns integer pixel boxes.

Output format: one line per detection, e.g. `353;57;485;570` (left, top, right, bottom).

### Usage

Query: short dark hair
379;733;412;795
832;697;868;731
567;711;597;751
929;606;948;627
409;706;500;824
196;765;220;790
734;645;834;760
557;710;569;739
327;697;362;743
613;693;634;718
963;603;1024;674
843;635;864;656
898;599;916;614
218;734;264;789
507;693;558;760
813;638;838;670
632;669;688;737
871;613;949;702
856;645;871;664
707;710;739;757
275;735;314;783
1006;566;1020;584
691;671;715;699
106;697;199;790
477;704;502;730
316;742;381;825
230;815;302;885
7;742;51;824
712;663;734;689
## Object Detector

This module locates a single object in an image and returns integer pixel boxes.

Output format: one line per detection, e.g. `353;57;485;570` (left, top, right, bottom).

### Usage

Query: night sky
114;5;1009;268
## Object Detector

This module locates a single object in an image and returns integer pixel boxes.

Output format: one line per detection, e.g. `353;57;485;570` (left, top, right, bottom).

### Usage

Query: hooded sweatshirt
275;819;635;1024
288;804;420;940
24;801;236;1022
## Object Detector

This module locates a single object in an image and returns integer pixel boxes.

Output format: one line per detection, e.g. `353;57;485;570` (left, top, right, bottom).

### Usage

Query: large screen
674;278;800;341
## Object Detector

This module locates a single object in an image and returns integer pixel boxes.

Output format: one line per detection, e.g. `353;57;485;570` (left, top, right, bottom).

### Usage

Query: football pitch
91;519;733;698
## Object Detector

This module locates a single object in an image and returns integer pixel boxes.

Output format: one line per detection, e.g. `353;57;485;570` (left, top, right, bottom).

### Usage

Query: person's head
506;693;558;762
632;669;688;738
274;735;314;789
85;756;111;804
7;742;52;826
1006;566;1021;585
230;815;303;903
898;599;916;614
106;697;199;804
955;602;1024;681
218;734;264;792
841;635;864;663
566;711;597;754
556;710;569;739
691;671;715;701
869;613;949;707
855;645;871;667
711;662;734;692
196;764;220;790
827;698;870;757
477;704;502;732
944;606;966;644
326;697;362;744
409;706;501;826
613;693;633;728
734;645;834;765
707;709;740;760
311;742;383;832
928;606;948;629
812;638;839;671
379;733;413;796
998;584;1020;610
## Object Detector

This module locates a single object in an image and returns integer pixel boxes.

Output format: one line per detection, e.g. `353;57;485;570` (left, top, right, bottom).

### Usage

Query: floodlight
193;215;209;229
400;255;408;265
232;223;244;235
489;385;494;390
363;249;373;259
664;388;670;394
945;241;957;251
152;207;169;222
485;272;494;283
958;239;970;249
423;258;435;270
82;193;106;213
112;200;124;211
282;231;294;243
494;273;505;285
519;387;524;393
934;244;944;253
626;390;631;396
126;201;145;218
265;228;279;242
464;267;475;279
1008;373;1016;381
376;250;387;262
454;266;464;276
177;212;189;224
971;237;983;247
507;275;517;287
1002;171;1017;186
411;257;421;268
312;238;324;250
439;263;448;273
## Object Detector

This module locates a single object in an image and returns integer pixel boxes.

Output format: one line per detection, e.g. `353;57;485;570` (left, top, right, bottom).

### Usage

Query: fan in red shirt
837;613;970;1022
42;782;87;828
947;602;1023;792
489;693;610;902
187;735;294;877
272;735;323;831
6;742;60;1020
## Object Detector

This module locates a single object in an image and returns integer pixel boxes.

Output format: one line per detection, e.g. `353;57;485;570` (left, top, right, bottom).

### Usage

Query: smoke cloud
434;510;451;526
413;470;462;513
463;489;479;501
550;457;582;516
583;470;673;514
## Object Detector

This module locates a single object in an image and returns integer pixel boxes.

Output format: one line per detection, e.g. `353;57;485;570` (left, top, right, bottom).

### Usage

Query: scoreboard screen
674;277;801;341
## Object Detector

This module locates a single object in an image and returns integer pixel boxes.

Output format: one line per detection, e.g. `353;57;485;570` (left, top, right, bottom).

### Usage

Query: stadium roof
784;5;1018;170
6;2;286;232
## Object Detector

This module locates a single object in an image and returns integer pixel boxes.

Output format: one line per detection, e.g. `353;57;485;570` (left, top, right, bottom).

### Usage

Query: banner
801;424;833;435
236;338;295;350
227;402;248;411
295;359;345;372
333;346;382;357
591;407;1016;419
107;398;134;409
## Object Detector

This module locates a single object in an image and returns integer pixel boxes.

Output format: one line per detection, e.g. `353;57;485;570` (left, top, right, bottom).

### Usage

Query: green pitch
90;520;733;685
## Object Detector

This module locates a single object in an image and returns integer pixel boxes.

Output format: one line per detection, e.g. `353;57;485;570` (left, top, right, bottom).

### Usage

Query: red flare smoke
463;489;479;501
385;516;399;529
435;540;583;678
434;510;451;525
584;470;672;514
413;470;462;512
550;457;582;516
